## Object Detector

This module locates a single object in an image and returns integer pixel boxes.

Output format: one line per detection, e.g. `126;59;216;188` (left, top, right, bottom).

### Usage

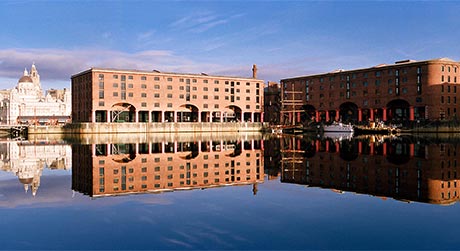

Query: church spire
23;68;29;76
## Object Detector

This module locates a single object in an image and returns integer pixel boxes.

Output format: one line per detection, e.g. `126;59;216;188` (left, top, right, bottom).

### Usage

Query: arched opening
386;99;410;122
386;138;411;165
339;140;359;161
226;105;242;122
110;103;136;122
177;104;199;122
110;143;136;163
339;102;358;123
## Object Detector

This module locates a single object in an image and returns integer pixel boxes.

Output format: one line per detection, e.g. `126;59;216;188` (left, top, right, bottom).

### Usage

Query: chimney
252;64;257;79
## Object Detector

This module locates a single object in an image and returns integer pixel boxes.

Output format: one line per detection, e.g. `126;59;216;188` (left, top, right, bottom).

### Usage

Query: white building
0;64;71;125
0;140;72;196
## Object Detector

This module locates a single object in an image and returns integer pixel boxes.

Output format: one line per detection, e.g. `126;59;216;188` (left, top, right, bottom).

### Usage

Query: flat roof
71;67;263;82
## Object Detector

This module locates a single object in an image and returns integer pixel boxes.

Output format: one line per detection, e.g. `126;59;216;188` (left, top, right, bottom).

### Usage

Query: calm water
1;133;460;250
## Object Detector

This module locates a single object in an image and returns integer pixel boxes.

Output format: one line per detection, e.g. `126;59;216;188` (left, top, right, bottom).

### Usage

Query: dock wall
28;122;267;134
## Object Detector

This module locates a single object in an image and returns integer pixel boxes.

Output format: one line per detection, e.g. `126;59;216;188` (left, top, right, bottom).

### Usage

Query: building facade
280;58;460;125
71;66;264;124
263;81;281;125
0;64;71;125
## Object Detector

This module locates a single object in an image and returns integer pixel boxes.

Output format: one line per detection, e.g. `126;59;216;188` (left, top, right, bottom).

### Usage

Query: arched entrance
177;104;199;122
339;102;358;123
110;103;136;122
387;99;410;122
226;105;242;122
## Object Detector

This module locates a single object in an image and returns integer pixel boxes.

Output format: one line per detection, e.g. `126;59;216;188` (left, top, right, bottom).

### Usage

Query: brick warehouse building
71;65;264;124
280;58;460;125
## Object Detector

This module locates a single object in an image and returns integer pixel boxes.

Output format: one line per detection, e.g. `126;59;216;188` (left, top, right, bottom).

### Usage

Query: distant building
264;81;281;125
70;65;264;124
0;64;71;125
280;58;460;125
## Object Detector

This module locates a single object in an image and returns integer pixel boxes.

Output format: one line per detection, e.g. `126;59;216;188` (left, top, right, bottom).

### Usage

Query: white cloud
169;11;242;33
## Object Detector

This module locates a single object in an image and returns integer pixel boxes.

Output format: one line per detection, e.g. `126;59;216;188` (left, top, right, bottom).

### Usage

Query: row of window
441;96;458;104
98;90;260;103
313;67;419;84
105;167;254;177
98;73;260;87
99;82;260;94
99;174;259;193
97;100;258;110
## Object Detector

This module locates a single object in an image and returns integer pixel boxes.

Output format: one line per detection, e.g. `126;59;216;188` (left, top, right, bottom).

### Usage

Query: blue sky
1;0;460;89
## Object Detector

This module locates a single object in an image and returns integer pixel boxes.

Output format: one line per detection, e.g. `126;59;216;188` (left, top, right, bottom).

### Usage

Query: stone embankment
28;122;267;134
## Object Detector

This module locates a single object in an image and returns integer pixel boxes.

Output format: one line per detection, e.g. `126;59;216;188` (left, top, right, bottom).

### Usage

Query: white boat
322;122;354;133
322;131;353;141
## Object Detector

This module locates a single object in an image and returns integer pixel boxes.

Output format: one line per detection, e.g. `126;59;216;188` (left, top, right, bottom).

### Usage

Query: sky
1;0;460;90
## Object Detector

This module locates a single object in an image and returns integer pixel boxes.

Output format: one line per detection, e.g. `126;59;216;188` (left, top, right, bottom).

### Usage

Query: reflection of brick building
279;136;460;205
72;140;264;197
280;58;460;125
264;82;281;125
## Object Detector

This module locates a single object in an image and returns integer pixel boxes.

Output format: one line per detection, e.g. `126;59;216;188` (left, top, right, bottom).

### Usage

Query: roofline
71;67;264;81
281;57;459;81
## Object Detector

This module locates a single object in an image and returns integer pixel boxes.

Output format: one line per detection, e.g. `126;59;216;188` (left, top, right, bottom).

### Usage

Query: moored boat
322;122;354;133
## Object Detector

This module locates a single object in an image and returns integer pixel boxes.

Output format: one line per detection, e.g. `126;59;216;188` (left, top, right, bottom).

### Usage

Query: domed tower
16;64;43;99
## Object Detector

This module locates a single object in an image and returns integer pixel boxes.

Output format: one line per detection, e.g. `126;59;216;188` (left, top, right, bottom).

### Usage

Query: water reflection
0;139;71;196
72;135;264;198
276;134;460;205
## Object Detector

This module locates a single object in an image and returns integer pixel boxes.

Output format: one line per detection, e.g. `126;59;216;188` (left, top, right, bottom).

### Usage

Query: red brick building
280;58;460;125
71;66;264;124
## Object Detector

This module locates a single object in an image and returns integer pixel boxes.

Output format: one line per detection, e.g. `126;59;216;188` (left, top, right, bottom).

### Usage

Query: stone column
410;106;415;121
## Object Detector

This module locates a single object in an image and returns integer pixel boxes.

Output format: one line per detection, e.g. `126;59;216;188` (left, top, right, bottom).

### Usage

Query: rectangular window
141;76;147;80
128;92;133;97
99;101;104;106
167;94;173;98
167;77;173;81
99;90;104;99
167;85;173;90
141;93;147;98
113;92;118;97
154;77;160;81
99;82;104;89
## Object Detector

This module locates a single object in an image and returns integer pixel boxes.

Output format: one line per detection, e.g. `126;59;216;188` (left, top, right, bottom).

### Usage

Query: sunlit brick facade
280;58;460;125
71;66;264;124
